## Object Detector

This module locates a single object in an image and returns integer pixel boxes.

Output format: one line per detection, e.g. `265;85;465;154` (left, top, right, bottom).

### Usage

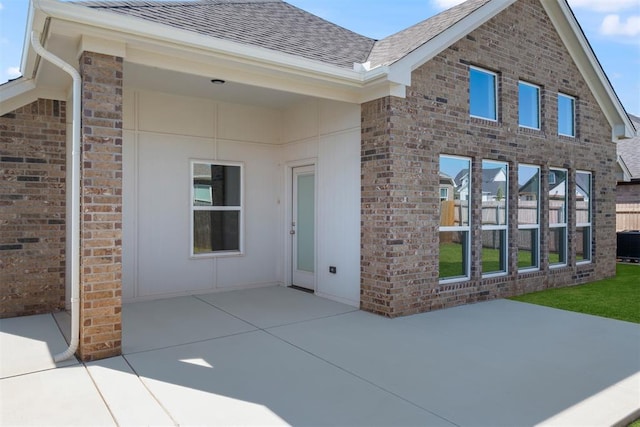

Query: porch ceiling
124;62;309;109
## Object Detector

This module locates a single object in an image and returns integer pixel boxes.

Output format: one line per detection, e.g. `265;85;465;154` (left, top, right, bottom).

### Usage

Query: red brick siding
0;99;67;318
78;51;123;361
361;0;616;317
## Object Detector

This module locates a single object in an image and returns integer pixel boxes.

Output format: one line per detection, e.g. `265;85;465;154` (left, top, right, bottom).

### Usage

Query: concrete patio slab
0;365;115;426
538;371;640;426
52;310;71;343
197;286;358;328
124;329;453;426
86;356;175;426
0;314;77;378
2;290;638;426
268;299;640;427
122;296;256;354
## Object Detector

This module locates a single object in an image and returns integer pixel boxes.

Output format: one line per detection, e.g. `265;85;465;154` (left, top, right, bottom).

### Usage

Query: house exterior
0;0;634;361
616;114;640;231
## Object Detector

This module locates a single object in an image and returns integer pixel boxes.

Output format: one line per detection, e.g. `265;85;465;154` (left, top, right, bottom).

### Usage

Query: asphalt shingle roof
76;0;376;69
366;0;492;67
75;0;496;70
618;114;640;180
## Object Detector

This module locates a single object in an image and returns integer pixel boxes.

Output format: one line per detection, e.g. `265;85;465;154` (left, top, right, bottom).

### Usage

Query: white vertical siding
122;89;360;306
282;99;361;307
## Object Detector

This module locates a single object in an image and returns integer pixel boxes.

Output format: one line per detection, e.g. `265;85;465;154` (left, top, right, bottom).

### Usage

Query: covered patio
2;286;639;426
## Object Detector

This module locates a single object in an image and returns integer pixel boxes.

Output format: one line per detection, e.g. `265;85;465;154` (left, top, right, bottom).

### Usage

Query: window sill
190;251;244;259
439;276;470;285
470;115;499;125
558;133;576;139
518;126;544;137
518;267;540;274
482;271;507;279
549;263;567;269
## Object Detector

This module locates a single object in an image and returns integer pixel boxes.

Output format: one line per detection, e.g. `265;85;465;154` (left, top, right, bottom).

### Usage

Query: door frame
284;159;317;291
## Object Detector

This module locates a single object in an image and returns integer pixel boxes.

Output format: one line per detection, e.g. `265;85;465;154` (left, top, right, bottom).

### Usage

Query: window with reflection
558;93;575;137
481;160;508;275
191;161;242;256
470;66;497;121
517;164;540;271
439;155;471;281
549;168;567;266
519;82;540;129
576;171;592;263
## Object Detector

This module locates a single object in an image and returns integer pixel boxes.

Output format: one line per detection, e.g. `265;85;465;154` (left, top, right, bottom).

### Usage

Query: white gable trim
0;78;67;116
387;0;516;77
617;155;632;182
540;0;634;141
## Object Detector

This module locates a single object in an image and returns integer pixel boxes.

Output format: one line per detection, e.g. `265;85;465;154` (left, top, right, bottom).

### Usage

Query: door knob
290;230;296;235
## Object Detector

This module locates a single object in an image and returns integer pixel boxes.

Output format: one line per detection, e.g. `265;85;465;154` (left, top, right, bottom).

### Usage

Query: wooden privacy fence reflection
617;203;640;232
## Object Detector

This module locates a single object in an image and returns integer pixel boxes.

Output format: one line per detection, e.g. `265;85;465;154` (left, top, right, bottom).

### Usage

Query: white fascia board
383;0;516;88
0;78;67;115
0;77;35;100
617;155;632;182
541;0;635;141
34;0;370;89
0;79;36;115
20;2;42;80
79;35;127;60
358;81;407;103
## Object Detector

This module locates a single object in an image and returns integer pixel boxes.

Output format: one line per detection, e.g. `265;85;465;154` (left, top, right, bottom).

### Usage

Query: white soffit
124;62;308;109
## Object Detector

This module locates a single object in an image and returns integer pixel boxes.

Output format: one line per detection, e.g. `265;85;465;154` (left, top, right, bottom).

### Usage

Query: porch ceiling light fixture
211;79;226;84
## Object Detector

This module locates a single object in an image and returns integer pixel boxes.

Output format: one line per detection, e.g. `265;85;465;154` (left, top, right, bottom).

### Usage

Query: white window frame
558;93;576;137
549;167;568;268
518;164;540;272
439;155;472;283
190;159;244;258
469;66;498;122
518;81;541;130
481;160;508;277
576;170;592;265
440;188;449;201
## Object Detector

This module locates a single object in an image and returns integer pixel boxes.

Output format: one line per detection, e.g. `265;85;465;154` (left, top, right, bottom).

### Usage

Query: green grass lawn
439;243;467;278
510;263;640;324
439;242;508;277
439;243;560;278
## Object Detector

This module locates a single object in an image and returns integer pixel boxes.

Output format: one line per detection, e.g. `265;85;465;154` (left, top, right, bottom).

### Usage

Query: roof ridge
280;2;375;43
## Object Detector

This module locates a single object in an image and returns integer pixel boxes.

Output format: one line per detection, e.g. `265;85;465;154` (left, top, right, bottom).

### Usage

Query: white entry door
291;165;315;290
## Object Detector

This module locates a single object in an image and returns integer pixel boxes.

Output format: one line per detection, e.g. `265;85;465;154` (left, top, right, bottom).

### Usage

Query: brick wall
616;182;640;204
0;99;67;318
78;51;123;361
361;0;616;317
